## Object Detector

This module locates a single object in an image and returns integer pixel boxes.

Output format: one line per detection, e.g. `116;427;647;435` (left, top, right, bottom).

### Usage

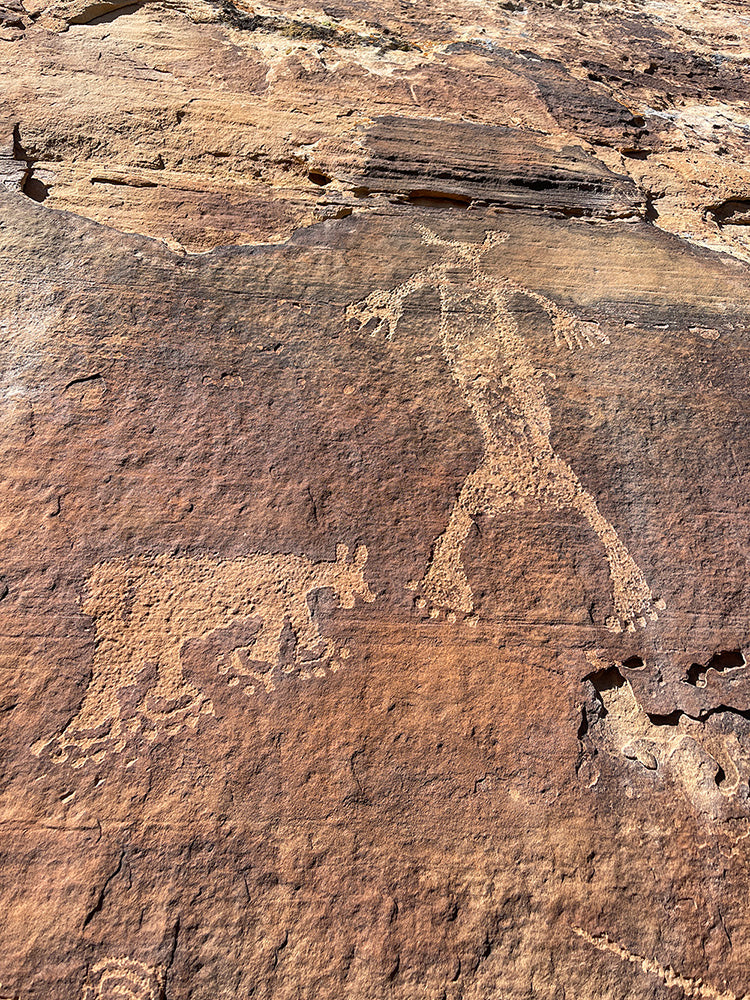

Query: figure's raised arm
346;263;442;339
500;279;610;351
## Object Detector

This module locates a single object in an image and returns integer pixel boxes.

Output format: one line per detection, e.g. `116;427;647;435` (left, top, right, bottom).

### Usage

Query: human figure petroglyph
34;544;374;765
82;957;163;1000
347;226;662;631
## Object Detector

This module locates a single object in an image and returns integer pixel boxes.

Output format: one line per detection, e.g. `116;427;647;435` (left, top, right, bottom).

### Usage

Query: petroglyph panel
33;544;374;766
347;227;661;631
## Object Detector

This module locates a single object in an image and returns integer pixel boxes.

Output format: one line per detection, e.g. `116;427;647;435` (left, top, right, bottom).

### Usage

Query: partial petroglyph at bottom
347;227;662;631
82;958;164;1000
572;927;750;1000
33;544;375;767
580;656;750;819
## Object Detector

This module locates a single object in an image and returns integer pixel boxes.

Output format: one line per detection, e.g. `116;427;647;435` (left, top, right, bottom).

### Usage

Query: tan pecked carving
33;544;374;765
347;226;661;631
82;957;163;1000
572;926;750;1000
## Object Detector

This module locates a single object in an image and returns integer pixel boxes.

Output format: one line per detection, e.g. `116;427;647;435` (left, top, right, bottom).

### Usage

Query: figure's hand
346;289;401;339
505;281;610;352
552;310;610;351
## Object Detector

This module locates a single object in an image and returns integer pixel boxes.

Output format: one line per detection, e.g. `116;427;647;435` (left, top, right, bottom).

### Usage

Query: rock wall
1;1;750;997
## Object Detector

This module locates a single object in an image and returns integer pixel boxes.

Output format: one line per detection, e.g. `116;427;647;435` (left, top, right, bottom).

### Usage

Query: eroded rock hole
646;710;682;727
708;199;750;226
308;170;331;186
23;176;48;202
588;667;626;699
621;655;644;670
406;190;472;208
686;649;745;686
579;666;624;737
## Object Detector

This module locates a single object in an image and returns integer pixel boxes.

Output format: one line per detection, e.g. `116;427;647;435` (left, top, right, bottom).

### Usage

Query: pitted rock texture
1;1;750;999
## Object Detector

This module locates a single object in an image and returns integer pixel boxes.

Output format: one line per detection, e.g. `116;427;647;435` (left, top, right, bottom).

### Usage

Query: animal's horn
335;543;349;562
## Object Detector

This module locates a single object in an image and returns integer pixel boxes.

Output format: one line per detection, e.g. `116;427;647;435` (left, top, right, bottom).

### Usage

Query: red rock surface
1;1;750;998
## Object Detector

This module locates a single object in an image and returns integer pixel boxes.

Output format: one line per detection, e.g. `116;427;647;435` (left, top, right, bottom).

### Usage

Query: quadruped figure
34;544;375;766
347;226;662;631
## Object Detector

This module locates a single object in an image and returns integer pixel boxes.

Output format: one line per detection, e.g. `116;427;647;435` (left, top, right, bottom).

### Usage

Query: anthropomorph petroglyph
82;957;164;1000
347;226;662;631
34;544;374;766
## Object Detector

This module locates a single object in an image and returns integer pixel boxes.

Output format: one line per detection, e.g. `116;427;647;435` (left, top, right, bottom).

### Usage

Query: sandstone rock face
1;1;750;998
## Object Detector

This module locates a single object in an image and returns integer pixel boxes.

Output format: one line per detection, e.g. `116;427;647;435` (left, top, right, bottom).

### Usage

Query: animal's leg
248;614;285;668
287;596;332;665
535;452;659;630
145;641;213;730
225;612;290;691
32;641;127;764
228;648;277;693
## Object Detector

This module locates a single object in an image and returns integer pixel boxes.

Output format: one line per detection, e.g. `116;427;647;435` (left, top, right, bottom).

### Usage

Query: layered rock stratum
1;1;750;997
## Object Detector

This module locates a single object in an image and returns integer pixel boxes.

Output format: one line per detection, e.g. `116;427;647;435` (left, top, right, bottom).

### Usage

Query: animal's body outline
347;226;661;631
34;544;374;765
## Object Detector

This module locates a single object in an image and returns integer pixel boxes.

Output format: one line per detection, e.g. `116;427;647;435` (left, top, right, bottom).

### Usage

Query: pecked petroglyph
572;926;750;1000
82;957;164;1000
347;226;661;631
34;544;374;766
582;657;750;818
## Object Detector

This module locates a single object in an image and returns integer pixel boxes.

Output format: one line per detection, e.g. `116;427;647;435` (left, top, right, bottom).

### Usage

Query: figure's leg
421;503;476;613
247;612;285;668
535;452;660;630
286;597;334;665
419;460;505;615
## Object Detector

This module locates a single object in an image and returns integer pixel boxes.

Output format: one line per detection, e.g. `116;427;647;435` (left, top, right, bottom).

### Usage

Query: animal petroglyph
34;544;374;766
82;957;164;1000
582;660;750;818
347;226;661;631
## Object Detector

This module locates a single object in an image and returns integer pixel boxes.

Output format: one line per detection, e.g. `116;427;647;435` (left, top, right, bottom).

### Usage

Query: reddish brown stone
2;2;750;998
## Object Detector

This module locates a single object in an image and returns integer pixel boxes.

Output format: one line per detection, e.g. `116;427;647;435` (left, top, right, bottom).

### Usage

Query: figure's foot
346;290;401;339
606;595;665;634
418;559;475;616
407;551;477;625
410;590;480;628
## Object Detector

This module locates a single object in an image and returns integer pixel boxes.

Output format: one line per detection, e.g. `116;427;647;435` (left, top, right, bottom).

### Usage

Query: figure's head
416;225;510;264
332;544;376;608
